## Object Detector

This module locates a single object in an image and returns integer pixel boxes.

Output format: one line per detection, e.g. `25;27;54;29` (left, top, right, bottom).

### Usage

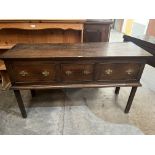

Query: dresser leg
124;87;137;113
30;89;36;97
13;90;27;118
115;87;120;94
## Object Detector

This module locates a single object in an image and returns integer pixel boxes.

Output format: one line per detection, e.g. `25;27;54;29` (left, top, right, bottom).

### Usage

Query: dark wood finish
95;62;144;82
84;24;111;42
11;61;57;83
123;34;155;67
61;64;93;82
115;87;120;94
0;42;151;59
0;42;152;118
0;20;112;89
11;82;142;90
13;90;27;118
30;90;36;97
124;87;137;113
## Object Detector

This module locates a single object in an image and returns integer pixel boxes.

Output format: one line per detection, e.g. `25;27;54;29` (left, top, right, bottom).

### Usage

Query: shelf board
0;44;14;49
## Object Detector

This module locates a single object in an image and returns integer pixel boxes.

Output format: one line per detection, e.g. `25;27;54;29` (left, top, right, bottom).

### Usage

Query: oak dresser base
0;42;152;118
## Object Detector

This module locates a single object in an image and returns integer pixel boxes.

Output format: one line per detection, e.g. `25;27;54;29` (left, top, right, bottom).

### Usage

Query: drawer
11;62;57;82
95;63;144;82
61;64;93;82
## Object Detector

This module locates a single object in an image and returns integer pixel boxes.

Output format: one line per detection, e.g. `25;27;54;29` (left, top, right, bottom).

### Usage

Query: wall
122;19;134;35
122;19;149;36
113;19;124;32
146;19;155;36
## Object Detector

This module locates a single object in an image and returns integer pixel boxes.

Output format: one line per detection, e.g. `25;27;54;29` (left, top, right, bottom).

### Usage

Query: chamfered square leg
124;87;137;113
115;87;120;95
13;90;27;118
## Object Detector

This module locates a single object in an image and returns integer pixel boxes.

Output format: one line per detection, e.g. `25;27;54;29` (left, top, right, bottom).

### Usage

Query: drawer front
11;62;57;82
61;64;93;82
95;63;144;82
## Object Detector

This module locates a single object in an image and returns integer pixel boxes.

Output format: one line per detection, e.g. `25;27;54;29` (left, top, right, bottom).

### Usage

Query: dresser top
0;42;152;59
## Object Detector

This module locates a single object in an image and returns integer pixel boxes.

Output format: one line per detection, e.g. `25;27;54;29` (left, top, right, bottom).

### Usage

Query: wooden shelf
0;23;84;30
0;44;14;49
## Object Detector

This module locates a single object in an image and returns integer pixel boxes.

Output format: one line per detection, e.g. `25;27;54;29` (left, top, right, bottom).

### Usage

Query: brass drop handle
42;70;50;77
65;70;72;76
126;69;133;75
19;71;28;77
105;69;113;75
83;70;91;75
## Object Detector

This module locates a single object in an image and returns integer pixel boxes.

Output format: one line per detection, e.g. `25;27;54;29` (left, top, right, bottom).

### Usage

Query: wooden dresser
0;19;112;88
0;20;112;47
0;42;152;118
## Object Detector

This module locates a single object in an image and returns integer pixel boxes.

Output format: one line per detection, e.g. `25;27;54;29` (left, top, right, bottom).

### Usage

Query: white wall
122;19;149;35
134;19;149;34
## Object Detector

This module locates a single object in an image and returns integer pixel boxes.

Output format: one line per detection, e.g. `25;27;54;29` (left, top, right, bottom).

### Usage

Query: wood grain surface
0;42;152;59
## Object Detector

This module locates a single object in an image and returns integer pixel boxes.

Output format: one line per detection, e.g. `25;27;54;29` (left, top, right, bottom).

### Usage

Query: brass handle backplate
126;69;133;75
83;70;91;75
105;69;113;75
65;70;72;76
42;71;50;77
19;71;28;77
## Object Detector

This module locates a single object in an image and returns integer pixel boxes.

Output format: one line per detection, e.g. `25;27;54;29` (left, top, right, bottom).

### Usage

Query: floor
0;30;155;135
